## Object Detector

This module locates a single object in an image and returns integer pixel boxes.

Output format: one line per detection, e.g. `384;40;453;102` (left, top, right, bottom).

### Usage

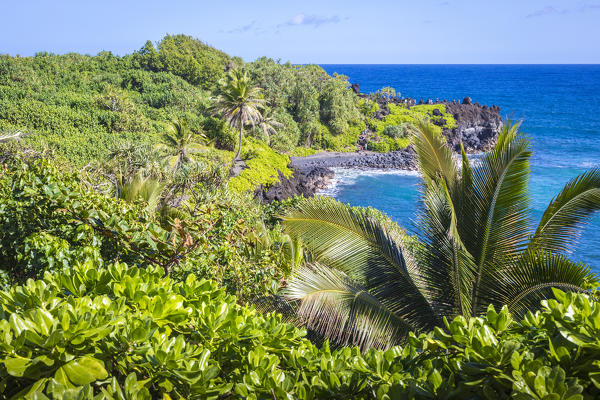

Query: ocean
319;65;600;271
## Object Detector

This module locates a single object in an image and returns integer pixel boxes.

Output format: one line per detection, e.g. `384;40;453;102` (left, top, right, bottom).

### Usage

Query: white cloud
281;13;342;28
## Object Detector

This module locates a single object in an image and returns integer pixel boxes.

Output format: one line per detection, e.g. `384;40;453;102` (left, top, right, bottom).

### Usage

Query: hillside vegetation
2;35;600;399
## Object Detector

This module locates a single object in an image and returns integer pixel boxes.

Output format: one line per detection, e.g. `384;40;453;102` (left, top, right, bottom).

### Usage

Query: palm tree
213;69;264;160
281;120;600;350
159;118;206;172
118;174;164;213
256;108;283;145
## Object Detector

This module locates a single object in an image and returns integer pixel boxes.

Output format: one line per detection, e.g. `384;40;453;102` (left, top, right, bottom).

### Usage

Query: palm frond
161;132;179;149
415;182;477;318
530;169;600;254
120;175;164;212
411;119;457;186
284;263;415;350
282;197;438;332
481;249;598;318
468;124;533;314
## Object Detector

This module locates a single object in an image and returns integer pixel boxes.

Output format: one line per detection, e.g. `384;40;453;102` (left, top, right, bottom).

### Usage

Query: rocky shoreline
256;97;503;203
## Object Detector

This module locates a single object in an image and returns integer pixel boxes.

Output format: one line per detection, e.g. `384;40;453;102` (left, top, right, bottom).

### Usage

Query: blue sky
1;0;599;63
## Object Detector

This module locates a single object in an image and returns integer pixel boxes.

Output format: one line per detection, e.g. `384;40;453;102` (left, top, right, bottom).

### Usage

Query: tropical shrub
281;121;600;349
228;139;292;193
0;157;288;298
358;98;379;118
2;262;600;398
319;73;362;135
247;59;363;149
367;136;410;153
322;120;366;152
382;123;413;138
135;35;231;89
370;104;456;136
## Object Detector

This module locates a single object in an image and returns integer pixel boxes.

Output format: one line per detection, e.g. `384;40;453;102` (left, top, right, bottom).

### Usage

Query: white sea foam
317;153;487;198
578;160;600;169
316;168;420;197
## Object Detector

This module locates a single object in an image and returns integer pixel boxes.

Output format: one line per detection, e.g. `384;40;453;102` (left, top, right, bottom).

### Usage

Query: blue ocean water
320;65;600;271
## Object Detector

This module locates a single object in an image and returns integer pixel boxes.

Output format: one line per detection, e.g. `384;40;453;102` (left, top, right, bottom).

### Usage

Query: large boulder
255;166;334;203
444;101;502;152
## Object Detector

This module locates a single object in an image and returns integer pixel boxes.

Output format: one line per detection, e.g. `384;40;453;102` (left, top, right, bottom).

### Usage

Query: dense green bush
358;98;379;118
382;123;412;138
367;136;410;153
322;120;366;152
0;157;288;298
370;104;456;137
0;51;206;166
247;58;363;150
1;260;600;398
134;35;231;90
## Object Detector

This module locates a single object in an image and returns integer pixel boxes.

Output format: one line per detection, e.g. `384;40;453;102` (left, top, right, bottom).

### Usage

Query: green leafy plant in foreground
2;261;600;398
282;120;600;349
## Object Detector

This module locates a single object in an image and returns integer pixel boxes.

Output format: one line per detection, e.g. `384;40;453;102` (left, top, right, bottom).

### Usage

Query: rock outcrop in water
257;95;503;202
255;167;334;203
444;101;502;152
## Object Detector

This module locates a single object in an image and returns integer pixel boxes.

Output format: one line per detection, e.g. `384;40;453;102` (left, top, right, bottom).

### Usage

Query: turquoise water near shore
319;65;600;271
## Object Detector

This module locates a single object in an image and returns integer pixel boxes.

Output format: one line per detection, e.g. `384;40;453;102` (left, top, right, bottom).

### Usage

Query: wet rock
462;96;472;105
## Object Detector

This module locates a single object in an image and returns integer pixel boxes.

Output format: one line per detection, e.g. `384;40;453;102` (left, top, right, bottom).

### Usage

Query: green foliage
2;261;600;398
0;51;210;166
319;73;362;135
370;103;456;136
358;98;379;118
290;147;321;157
262;107;301;153
228;139;292;193
367;136;410;153
374;86;397;100
135;35;231;89
322;120;366;152
247;58;362;150
382;123;413;138
0;157;287;299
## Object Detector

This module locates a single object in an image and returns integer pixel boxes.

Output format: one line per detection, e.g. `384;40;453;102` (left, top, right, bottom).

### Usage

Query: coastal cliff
257;97;502;203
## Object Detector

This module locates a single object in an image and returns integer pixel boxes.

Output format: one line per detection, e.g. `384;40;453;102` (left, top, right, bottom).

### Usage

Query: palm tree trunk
234;124;243;161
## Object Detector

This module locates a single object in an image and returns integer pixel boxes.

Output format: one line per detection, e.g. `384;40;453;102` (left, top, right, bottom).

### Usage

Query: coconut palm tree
213;69;264;160
159;118;206;172
281;120;600;350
